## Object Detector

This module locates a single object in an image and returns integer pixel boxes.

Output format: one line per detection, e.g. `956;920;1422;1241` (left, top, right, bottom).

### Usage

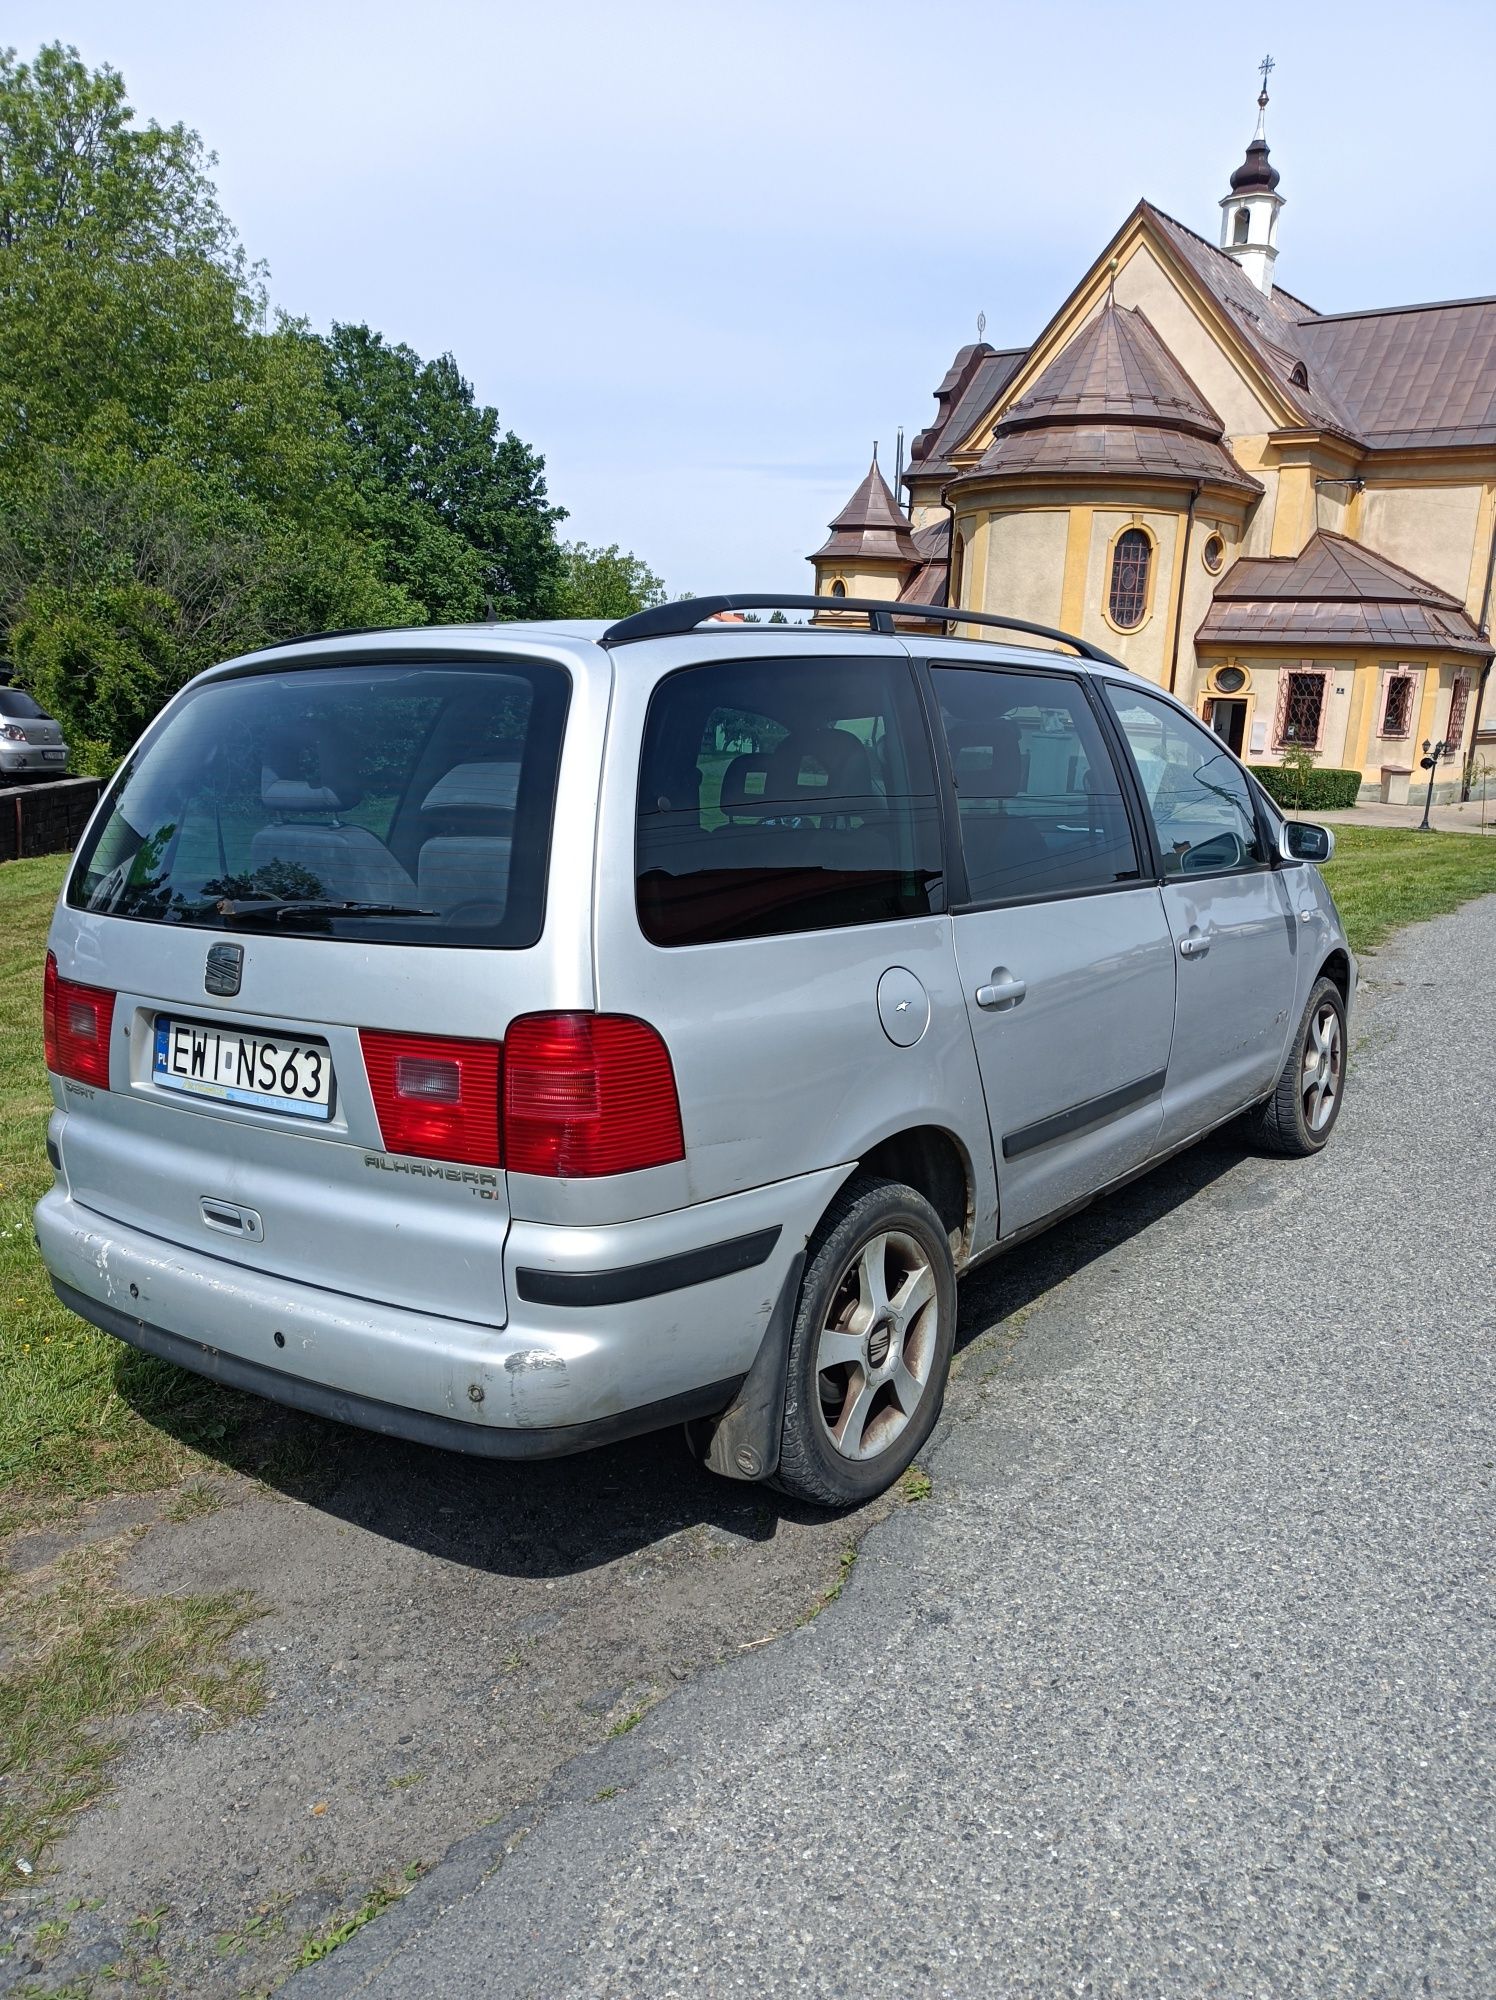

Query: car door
1102;681;1298;1146
927;661;1177;1239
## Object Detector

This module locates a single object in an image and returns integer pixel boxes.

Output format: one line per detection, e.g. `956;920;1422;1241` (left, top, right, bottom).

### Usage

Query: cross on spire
1254;52;1274;137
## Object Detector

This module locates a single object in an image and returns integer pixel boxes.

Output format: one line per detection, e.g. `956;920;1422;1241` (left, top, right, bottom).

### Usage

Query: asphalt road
291;896;1495;2000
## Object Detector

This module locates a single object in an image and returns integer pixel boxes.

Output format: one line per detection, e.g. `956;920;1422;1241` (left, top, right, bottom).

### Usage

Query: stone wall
0;778;104;863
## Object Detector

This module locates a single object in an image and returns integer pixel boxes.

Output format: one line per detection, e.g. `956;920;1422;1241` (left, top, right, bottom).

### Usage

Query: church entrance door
1207;698;1247;756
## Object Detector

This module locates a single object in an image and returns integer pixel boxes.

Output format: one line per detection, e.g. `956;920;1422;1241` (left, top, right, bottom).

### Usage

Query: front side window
1108;528;1152;630
1276;670;1327;748
636;656;943;947
932;666;1141;904
1107;683;1267;876
69;659;570;948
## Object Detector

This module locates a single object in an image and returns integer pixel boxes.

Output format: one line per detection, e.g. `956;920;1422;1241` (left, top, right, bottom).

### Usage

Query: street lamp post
1417;739;1448;832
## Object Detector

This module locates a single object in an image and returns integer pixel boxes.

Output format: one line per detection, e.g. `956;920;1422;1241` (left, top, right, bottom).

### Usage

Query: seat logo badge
205;943;244;997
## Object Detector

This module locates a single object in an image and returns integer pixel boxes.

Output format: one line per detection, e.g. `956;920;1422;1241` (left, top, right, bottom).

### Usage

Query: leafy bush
1250;763;1363;811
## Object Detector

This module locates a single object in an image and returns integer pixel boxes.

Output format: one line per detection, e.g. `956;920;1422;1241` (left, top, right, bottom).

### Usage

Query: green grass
291;1866;426;1970
0;855;339;1529
0;1538;265;1870
1320;824;1496;955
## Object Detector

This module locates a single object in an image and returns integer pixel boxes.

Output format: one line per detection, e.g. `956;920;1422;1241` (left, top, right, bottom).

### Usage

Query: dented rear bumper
35;1166;846;1454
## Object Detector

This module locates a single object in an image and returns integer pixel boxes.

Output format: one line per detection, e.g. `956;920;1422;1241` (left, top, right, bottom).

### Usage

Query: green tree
0;46;410;753
322;323;564;620
552;542;667;619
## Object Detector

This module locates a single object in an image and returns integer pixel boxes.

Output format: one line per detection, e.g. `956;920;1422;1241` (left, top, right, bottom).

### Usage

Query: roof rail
600;594;1125;665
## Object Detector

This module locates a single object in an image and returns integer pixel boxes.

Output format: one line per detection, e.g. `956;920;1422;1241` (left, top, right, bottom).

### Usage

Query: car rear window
69;659;569;948
636;655;944;947
1;690;48;719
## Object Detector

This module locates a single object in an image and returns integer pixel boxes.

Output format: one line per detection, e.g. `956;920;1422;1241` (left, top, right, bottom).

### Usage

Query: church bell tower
1219;57;1284;295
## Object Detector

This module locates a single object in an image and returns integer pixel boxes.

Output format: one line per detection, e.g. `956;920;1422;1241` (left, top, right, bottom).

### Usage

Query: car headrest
949;719;1022;798
421;761;521;814
261;729;363;814
718;752;773;816
765;727;876;806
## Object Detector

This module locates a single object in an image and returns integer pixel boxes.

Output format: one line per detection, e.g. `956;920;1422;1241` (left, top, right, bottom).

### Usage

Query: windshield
1;690;48;719
69;658;570;949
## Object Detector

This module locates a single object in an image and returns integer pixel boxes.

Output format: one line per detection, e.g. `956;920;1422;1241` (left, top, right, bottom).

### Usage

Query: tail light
44;952;116;1090
505;1013;684;1178
360;1030;501;1167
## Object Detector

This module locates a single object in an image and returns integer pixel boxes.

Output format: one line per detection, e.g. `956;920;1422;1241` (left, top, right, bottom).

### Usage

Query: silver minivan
35;598;1353;1505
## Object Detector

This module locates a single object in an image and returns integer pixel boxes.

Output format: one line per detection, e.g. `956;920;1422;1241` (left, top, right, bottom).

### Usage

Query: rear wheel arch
856;1124;973;1264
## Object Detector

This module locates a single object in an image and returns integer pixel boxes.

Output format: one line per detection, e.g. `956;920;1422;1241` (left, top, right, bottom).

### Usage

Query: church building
809;73;1496;801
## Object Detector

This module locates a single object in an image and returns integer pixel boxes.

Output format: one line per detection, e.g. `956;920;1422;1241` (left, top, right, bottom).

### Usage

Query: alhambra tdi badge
204;942;243;997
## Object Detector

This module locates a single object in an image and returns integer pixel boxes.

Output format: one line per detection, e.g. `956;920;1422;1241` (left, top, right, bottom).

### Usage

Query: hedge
1249;765;1363;811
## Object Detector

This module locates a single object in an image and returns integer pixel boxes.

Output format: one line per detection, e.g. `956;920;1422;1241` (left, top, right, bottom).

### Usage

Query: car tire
1245;973;1347;1157
772;1176;956;1509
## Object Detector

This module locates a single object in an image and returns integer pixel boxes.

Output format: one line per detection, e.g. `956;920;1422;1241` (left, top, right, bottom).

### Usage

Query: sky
8;0;1494;595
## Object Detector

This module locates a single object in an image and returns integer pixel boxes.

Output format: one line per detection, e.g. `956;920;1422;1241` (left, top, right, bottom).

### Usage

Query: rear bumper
51;1279;739;1459
0;748;68;775
35;1167;846;1455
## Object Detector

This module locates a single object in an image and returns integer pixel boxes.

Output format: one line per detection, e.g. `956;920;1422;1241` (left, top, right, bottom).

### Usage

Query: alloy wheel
814;1229;940;1462
1302;1000;1343;1134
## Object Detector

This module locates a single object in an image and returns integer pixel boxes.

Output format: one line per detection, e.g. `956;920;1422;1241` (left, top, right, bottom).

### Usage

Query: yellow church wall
1467;485;1496;616
1228;438;1279;557
1078;507;1180;681
1357;485;1483;603
976;508;1069;630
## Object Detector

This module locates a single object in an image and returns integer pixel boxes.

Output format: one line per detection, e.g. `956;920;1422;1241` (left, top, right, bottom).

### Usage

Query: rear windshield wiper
188;897;441;926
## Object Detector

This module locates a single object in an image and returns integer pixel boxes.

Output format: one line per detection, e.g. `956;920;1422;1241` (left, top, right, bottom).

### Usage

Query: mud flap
694;1250;806;1483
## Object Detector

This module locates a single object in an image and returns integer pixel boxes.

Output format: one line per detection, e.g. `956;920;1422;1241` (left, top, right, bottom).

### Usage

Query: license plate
43;749;66;760
153;1017;334;1120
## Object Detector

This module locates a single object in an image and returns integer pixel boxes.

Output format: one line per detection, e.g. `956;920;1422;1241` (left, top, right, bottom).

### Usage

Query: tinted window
0;690;48;719
1106;683;1267;875
69;660;569;948
636;656;943;947
931;666;1141;903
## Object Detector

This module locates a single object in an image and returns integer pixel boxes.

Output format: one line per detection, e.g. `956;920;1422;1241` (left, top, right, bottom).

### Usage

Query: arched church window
1233;207;1250;245
829;579;846;598
1107;528;1152;630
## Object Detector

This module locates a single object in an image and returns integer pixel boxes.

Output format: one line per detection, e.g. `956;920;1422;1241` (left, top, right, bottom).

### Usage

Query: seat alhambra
35;597;1352;1505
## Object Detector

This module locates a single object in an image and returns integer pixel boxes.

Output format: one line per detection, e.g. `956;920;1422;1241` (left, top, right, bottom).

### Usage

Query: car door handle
975;970;1026;1010
1178;930;1211;959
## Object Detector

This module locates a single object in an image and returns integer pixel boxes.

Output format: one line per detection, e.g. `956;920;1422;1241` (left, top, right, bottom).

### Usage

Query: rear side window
69;660;569;948
930;665;1142;904
636;655;944;947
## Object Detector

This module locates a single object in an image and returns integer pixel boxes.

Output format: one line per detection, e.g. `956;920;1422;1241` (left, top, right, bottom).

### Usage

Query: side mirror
1282;820;1334;864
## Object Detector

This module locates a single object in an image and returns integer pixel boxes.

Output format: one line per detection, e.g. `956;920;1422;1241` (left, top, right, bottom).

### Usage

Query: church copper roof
811;455;921;566
904;198;1496;484
1295;298;1496;450
955;301;1263;496
1196;531;1491;654
995;300;1225;437
897;518;951;607
905;345;1027;487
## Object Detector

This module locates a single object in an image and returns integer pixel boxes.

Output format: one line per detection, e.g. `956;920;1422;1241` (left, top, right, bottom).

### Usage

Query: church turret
808;447;920;608
1219;57;1284;295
